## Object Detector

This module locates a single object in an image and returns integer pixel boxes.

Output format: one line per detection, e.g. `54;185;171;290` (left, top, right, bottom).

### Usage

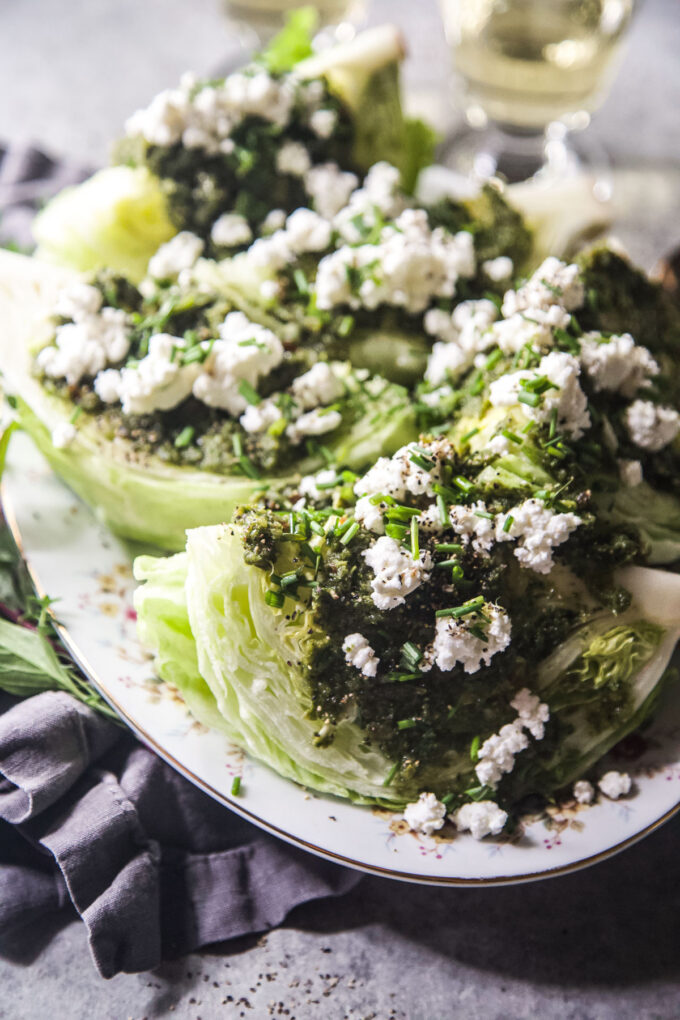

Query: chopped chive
397;718;417;731
383;762;400;787
461;427;480;444
409;452;435;472
474;510;494;521
452;476;475;494
436;596;485;619
265;590;285;608
436;494;449;527
232;433;243;458
340;521;359;545
337;314;354;337
369;492;397;506
315;476;339;490
468;624;489;642
451;564;465;580
231;776;242;796
549;407;558;439
518;389;541;407
501;428;522;445
468;370;484;396
435;543;463;553
387;672;422;683
238;455;260;479
174;425;195;449
484;348;503;371
385;505;421;521
470;735;481;761
309;519;325;536
502;514;514;533
385;523;407;541
441;793;455;807
293;268;309;295
401;641;423;668
522;420;535;434
238;380;261;405
280;570;300;588
435;558;461;569
447;705;457;720
546;445;566;459
410;517;419;559
69;405;83;424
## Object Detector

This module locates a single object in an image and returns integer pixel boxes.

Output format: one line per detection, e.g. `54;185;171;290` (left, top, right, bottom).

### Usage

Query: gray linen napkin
0;144;362;977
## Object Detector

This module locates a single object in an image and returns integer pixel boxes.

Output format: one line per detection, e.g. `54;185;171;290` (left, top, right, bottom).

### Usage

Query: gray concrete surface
1;1;680;1017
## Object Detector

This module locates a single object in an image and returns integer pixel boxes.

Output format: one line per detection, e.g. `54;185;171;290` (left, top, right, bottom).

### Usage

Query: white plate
4;430;680;886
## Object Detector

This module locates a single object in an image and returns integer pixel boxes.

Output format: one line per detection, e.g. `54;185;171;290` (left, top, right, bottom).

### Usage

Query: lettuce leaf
259;6;318;73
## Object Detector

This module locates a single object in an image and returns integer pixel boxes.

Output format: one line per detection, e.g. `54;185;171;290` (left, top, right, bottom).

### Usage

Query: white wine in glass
223;0;366;47
439;0;637;180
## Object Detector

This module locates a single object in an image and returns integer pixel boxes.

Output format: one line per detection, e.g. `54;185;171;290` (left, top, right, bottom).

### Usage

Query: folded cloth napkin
0;145;363;977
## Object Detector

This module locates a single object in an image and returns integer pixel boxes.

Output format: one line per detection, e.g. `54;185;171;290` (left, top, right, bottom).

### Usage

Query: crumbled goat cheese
262;208;287;234
354;495;385;534
304;162;358;220
276;140;311;177
417;502;445;535
290;362;345;410
298;468;338;501
625;400;680;451
453;801;508;840
502;257;584;318
573;780;595;804
475;721;529;787
284;208;332;254
486;433;511;456
424;299;498;385
125;69;295;150
54;282;102;321
598;770;632;799
239;398;280;434
483;256;513;282
51;422;77;449
333;162;406;242
618;459;643;486
309;107;337;138
96;333;199;414
192;312;284;415
510;687;550;740
285;408;342;445
342;633;380;678
448;501;496;554
246;231;294;273
147;232;203;280
488;351;590;439
315;209;475;315
211;212;253;248
496;499;581;575
429;603;511;675
579;332;658;396
363;536;432;611
38;306;130;386
354;445;439;501
403;792;447;837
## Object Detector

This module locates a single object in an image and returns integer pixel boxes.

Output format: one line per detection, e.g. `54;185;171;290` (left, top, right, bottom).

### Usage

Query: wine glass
222;0;367;52
438;0;638;183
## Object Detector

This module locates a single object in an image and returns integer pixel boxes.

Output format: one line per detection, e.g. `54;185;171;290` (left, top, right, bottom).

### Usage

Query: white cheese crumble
95;333;199;414
211;212;253;248
290;362;345;410
354;444;442;502
448;501;496;554
428;603;511;675
363;536;432;611
38;306;130;387
354;495;385;534
54;282;102;320
496;499;581;575
51;422;77;449
618;459;643;486
309;107;337;139
304;162;358;220
192;312;284;415
298;468;338;502
502;257;584;319
452;801;508;840
403;792;447;837
147;231;203;280
475;721;528;787
262;208;287;234
598;770;632;799
625;400;680;451
482;256;513;282
573;780;595;804
579;332;658;396
246;230;294;273
424;299;498;385
239;398;280;434
284;208;332;254
509;687;550;740
276;140;311;177
285;408;342;445
342;633;380;678
488;351;591;440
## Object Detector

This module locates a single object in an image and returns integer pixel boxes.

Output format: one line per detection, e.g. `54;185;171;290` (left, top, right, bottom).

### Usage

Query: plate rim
3;480;680;888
